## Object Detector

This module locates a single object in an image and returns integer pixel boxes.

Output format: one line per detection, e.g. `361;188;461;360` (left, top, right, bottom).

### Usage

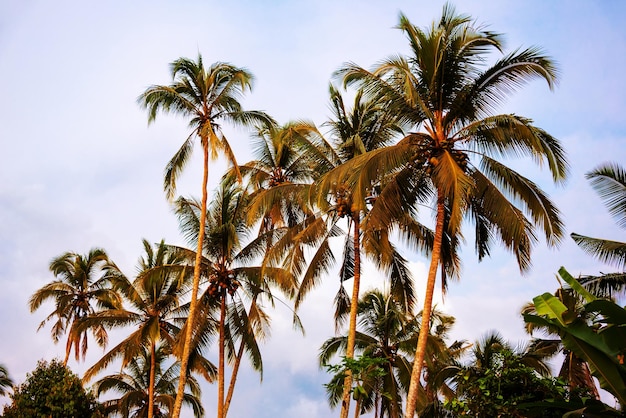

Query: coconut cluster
206;272;240;301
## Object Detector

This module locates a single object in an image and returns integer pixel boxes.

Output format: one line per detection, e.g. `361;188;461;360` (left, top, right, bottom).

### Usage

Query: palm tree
269;86;417;418
321;289;462;418
174;179;297;418
329;5;567;415
571;162;626;298
321;289;416;418
81;240;213;418
138;55;272;418
0;364;13;396
220;120;321;415
29;248;122;365
93;344;204;418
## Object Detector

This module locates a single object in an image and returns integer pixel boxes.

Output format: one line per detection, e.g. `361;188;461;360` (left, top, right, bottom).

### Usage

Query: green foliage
324;355;388;403
1;359;102;418
446;349;583;417
524;267;626;408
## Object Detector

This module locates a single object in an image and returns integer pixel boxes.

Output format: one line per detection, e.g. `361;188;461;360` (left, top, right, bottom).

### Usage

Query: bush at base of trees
1;359;102;418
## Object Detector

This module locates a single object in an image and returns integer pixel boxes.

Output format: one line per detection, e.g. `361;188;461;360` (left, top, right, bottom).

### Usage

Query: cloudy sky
1;0;625;416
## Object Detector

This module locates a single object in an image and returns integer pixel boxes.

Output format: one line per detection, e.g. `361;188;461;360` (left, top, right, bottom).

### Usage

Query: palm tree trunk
223;336;244;418
340;215;361;418
172;143;210;418
224;295;259;417
148;342;156;418
218;292;227;418
353;398;361;418
404;196;445;417
63;335;72;366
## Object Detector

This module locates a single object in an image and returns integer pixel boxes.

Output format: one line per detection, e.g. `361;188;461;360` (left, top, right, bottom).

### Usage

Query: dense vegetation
2;3;625;418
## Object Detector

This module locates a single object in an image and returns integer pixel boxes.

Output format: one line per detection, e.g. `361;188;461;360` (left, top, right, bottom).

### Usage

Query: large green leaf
558;267;596;303
532;292;568;325
585;299;626;326
559;330;626;406
525;313;626;405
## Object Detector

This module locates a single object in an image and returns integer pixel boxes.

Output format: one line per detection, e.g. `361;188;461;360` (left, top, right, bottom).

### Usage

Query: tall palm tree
265;86;418;418
81;240;213;418
0;364;13;396
220;120;320;414
29;248;122;365
571;162;626;298
138;55;272;418
93;344;204;418
174;180;297;418
328;5;567;415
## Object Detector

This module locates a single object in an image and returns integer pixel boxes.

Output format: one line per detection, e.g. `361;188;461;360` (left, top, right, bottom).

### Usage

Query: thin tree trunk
172;144;210;418
223;336;244;418
353;398;361;418
148;342;156;418
63;335;72;366
339;215;361;418
404;196;445;417
218;292;227;418
224;295;259;417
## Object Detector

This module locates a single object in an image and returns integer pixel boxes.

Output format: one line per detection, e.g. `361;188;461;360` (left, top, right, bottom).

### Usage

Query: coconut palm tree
174;179;297;418
29;248;122;365
571;162;626;298
81;240;213;418
219;120;322;415
321;289;461;418
93;343;204;418
329;5;567;415
138;55;272;418
265;86;420;418
0;364;13;396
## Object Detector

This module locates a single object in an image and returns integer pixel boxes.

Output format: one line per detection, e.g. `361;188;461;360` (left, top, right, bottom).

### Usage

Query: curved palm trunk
223;333;244;418
224;295;259;418
172;144;210;418
339;215;361;418
218;293;227;418
148;342;156;418
404;195;445;417
63;335;72;366
353;398;361;418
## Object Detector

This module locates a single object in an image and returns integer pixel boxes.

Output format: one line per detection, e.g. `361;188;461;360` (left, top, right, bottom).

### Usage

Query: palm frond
571;234;626;270
586;162;626;228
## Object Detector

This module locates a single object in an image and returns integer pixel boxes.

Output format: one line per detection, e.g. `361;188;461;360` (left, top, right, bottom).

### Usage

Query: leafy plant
524;266;626;409
1;359;102;418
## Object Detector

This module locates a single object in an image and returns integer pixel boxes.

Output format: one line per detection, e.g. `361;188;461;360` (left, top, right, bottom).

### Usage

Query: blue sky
1;0;626;416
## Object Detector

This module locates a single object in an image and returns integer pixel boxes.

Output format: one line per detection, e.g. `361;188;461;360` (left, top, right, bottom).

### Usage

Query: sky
1;0;626;416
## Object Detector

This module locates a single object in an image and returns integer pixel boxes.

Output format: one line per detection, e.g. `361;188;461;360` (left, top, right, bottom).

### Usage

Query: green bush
1;359;102;418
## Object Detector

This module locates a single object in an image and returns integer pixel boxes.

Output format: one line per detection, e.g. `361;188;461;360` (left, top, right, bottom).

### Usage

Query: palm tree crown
29;248;122;365
94;344;204;418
